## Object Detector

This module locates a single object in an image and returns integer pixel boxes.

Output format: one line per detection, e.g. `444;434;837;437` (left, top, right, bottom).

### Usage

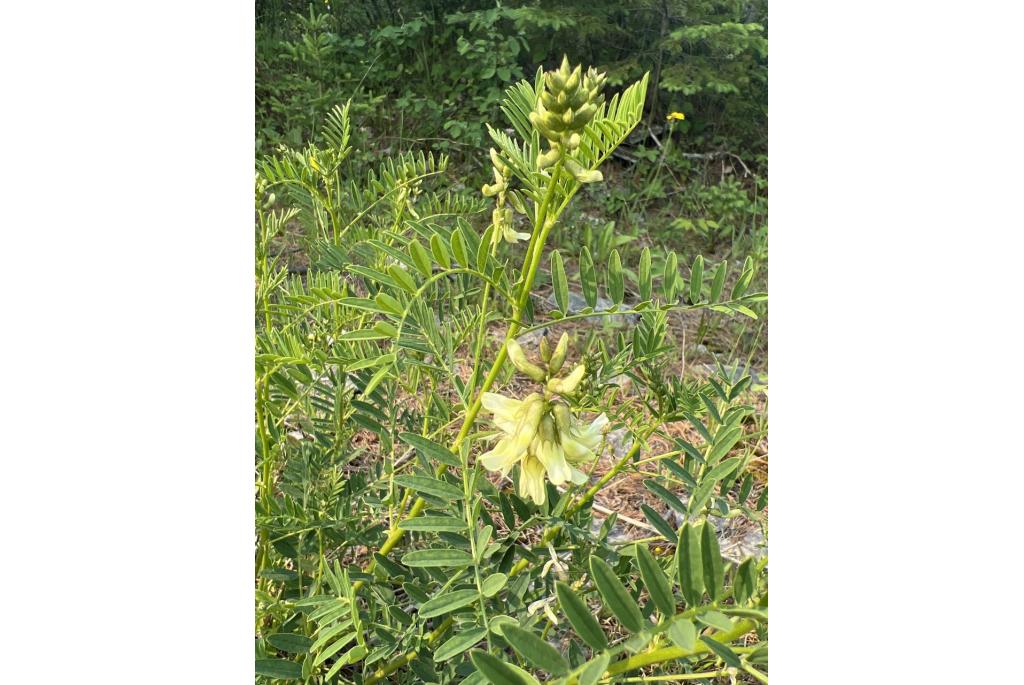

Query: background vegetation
256;0;767;340
255;2;767;683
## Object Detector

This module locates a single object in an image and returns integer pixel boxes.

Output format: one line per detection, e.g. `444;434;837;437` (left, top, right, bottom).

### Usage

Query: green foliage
255;57;767;685
256;1;767;158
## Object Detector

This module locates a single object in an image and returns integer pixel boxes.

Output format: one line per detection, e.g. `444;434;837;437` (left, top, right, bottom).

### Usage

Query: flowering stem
354;159;568;591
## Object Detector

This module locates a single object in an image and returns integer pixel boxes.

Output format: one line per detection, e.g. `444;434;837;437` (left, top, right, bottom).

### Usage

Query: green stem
604;672;731;683
353;160;567;592
743;662;769;684
603;619;756;677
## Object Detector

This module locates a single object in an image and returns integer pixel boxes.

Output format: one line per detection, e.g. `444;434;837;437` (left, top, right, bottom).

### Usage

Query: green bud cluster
529;56;607;182
507;333;584;396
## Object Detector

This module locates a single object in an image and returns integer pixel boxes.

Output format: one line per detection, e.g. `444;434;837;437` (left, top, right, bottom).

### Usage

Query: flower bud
548;332;569;374
547;362;585;395
507;339;547;382
537;147;561;169
508;190;527;214
564;158;603;184
539;335;551;363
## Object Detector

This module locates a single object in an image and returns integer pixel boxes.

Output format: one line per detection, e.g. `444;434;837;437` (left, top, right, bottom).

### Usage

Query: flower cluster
479;334;608;504
529;56;607;183
482;147;530;244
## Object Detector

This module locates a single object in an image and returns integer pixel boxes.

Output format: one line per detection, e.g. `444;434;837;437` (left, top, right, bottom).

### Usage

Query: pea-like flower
478;333;609;504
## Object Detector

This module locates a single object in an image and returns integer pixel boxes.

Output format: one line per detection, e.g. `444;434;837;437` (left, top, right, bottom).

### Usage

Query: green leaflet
689;254;704;304
677;523;704;606
408;238;433;277
393;475;464;500
451;227;470;267
398;516;467;532
663;251;678;302
608;249;624;304
700;521;725;602
638;247;652;301
640;504;677;542
555;581;607;651
580;246;597;308
579;653;610;685
388;264;419;293
635;545;675;616
689;457;743;514
398;432;460;467
701;636;742;668
267;633;313;654
430;233;451;269
480;572;508;597
401;548;474;568
709;260;727;302
667;618;697;651
589;556;644;633
434;627;488;662
418;589;479;618
255;658;302;680
643;479;687;514
470;650;540;685
550;249;569;314
502;625;569;675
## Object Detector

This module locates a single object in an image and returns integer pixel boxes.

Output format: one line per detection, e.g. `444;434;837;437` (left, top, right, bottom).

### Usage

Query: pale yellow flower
480;391;607;504
667;111;686;122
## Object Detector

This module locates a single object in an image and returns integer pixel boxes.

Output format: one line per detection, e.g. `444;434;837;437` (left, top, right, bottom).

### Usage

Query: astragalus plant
256;58;768;684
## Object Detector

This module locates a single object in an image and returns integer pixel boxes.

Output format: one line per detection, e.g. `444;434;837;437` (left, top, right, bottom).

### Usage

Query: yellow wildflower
478;334;608;505
667;111;686;122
